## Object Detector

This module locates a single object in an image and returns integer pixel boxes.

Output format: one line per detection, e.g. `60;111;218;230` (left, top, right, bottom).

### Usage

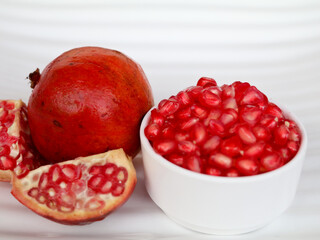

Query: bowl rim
140;104;307;183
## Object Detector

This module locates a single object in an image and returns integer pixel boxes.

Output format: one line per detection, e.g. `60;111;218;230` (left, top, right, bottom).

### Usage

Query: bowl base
166;213;268;235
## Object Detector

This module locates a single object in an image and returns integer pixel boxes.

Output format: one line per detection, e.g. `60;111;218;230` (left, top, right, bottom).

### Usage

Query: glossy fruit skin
28;47;154;163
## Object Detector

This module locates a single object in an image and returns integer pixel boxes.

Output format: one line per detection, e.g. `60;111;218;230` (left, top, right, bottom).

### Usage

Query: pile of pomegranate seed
145;78;302;176
0;100;41;181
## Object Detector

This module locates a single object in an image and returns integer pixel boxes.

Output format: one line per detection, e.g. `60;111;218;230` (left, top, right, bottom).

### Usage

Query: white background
0;0;320;239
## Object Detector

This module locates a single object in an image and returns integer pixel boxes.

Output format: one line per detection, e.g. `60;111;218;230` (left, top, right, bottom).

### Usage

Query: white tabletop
0;1;320;239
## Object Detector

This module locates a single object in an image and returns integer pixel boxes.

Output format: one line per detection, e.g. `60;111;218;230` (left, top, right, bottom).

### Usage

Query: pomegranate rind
0;100;40;182
11;149;137;225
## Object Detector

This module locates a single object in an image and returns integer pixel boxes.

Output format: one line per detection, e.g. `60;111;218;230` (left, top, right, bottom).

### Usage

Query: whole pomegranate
28;47;154;163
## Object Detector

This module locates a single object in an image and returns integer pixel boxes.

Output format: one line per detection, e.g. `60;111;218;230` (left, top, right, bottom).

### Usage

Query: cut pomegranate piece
11;149;136;225
0;100;42;182
145;78;302;177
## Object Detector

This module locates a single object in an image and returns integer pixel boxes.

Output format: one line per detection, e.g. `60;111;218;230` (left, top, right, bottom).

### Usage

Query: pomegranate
145;77;302;177
11;149;136;225
28;47;154;163
0;100;42;182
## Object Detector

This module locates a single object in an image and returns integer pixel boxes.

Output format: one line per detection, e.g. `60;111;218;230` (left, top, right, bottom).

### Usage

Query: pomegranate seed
176;91;192;106
0;156;16;170
144;123;161;140
61;164;81;181
209;153;233;169
197;77;217;87
192;123;207;145
219;109;238;128
244;142;265;157
238;125;256;144
177;141;197;154
180;117;199;130
287;141;299;155
186;155;203;173
233;81;251;102
199;89;221;107
205;167;222;176
288;126;301;142
265;103;284;119
208;119;225;136
186;86;203;99
0;145;10;156
274;124;289;146
225;168;239;177
203;109;221;126
240;86;268;108
260;114;278;131
176;107;192;119
161;125;175;139
239;105;262;126
260;152;283;171
221;85;235;99
168;154;184;166
191;104;208;119
202;136;221;154
252;125;271;141
175;131;190;142
150;109;165;126
278;148;291;163
235;157;259;176
153;139;176;155
222;98;238;111
206;86;222;97
158;99;180;116
220;136;242;157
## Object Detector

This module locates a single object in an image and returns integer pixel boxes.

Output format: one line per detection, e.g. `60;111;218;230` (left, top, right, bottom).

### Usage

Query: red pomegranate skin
28;47;154;163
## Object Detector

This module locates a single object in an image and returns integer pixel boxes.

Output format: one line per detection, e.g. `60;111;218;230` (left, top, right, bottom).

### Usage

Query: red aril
260;152;283;171
208;153;233;169
220;136;242;157
197;77;217;87
192;123;207;145
238;125;257;145
205;167;222;176
177;141;197;154
235;157;260;176
274;124;290;146
199;89;221;107
186;155;203;173
11;149;136;225
0;100;42;182
202;136;221;155
153;139;176;155
144;78;302;177
239;105;262;126
144;123;160;140
191;104;208;119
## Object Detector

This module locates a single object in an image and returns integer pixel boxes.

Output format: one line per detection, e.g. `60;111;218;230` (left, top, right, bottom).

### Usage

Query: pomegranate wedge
11;149;137;225
0;100;41;182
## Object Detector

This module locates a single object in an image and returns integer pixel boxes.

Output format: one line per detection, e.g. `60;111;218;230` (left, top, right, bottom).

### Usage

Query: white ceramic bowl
140;106;307;235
